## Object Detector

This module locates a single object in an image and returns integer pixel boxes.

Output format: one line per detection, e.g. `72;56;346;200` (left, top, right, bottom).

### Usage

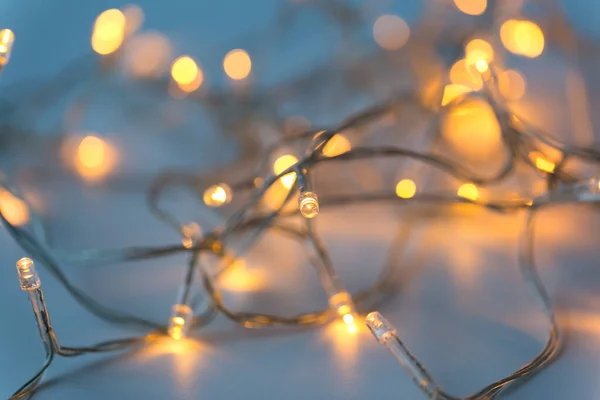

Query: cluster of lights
3;1;600;398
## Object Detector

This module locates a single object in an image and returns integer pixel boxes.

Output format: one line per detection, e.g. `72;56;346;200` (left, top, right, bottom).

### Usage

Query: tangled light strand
2;0;600;398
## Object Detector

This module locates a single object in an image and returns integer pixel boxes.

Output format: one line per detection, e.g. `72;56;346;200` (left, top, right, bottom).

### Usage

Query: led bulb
329;291;357;332
203;184;232;207
365;312;397;343
0;29;15;66
299;191;319;218
16;257;40;291
168;304;193;340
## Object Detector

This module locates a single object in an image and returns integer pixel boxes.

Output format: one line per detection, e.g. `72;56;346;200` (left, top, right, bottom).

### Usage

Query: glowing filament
91;9;126;55
223;49;251;80
396;179;416;199
458;183;479;201
203;184;232;207
0;29;15;65
365;311;397;343
299;191;319;218
168;304;193;340
273;155;298;189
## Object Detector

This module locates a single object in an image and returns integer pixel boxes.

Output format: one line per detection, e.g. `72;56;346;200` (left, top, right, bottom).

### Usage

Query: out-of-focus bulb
168;304;193;340
223;49;251;80
171;56;202;87
322;134;351;157
454;0;487;16
395;179;416;199
457;183;479;201
329;291;357;333
373;14;410;51
0;188;30;226
500;19;544;58
0;29;15;66
529;152;555;173
273;154;298;189
203;184;232;207
91;9;126;55
365;311;397;343
299;191;319;218
474;59;488;73
441;84;473;106
16;257;40;291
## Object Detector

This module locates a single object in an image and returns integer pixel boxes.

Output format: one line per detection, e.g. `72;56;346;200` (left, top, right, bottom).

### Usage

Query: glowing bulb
498;69;526;100
449;59;482;90
365;311;397;343
16;257;40;291
322;134;351;157
529;152;555;173
299;191;319;218
395;179;416;199
168;304;193;340
441;84;473;106
203;184;232;207
273;155;298;189
500;19;544;58
329;292;357;333
73;135;116;182
171;56;200;85
0;188;29;226
457;183;479;201
475;59;488;72
454;0;487;16
123;31;172;79
223;49;251;80
91;9;126;55
0;29;15;66
465;39;494;63
373;15;410;51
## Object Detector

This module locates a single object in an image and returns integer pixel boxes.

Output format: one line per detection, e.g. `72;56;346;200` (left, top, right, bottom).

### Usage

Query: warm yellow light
173;316;185;326
322;134;351;157
449;59;482;90
342;313;355;325
441;98;502;161
498;69;526;100
223;49;251;80
0;189;29;226
395;179;416;199
500;19;544;58
91;9;126;55
373;14;410;51
0;29;15;65
78;136;106;168
123;32;172;79
465;38;494;66
475;59;488;72
171;56;200;85
123;4;144;36
273;155;298;189
454;0;487;15
203;184;232;207
73;135;116;181
218;259;267;292
458;183;479;201
441;84;473;106
529;152;555;173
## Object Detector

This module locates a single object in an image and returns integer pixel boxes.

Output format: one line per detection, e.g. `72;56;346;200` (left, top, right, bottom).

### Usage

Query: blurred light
465;38;494;66
0;29;15;66
373;15;410;51
458;183;479;201
262;180;296;212
91;9;126;55
395;179;416;199
273;155;298;189
500;19;544;58
322;134;351;157
449;59;482;90
223;49;251;80
0;189;29;226
218;259;267;292
475;59;488;72
203;184;232;207
441;98;502;161
454;0;487;15
123;5;144;36
441;84;473;106
73;135;116;181
529;152;555;173
284;116;311;135
171;56;199;85
498;69;526;100
123;31;171;79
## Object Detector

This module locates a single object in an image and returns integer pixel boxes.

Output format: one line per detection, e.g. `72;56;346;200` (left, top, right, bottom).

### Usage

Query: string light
74;135;116;181
441;83;473;106
223;49;251;80
453;0;487;16
329;292;357;333
273;154;298;189
529;152;555;173
298;191;319;218
449;59;483;90
0;29;15;66
203;184;232;207
498;69;526;100
373;15;410;51
168;304;193;340
500;19;545;58
395;179;416;199
322;134;351;157
91;9;126;55
171;56;203;91
457;183;479;201
0;188;29;226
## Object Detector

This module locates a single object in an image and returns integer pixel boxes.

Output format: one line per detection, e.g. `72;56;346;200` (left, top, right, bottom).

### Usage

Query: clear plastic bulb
329;291;357;332
16;257;40;291
0;29;15;66
299;191;319;218
365;311;397;343
168;304;193;340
